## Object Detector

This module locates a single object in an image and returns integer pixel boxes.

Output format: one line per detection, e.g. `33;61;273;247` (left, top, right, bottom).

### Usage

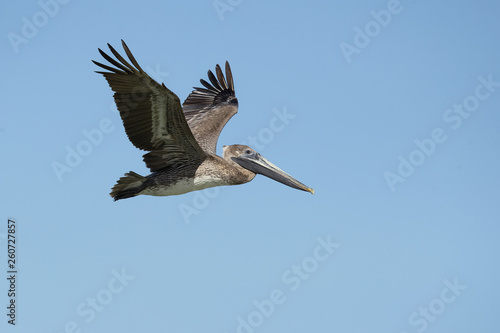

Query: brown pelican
93;40;314;201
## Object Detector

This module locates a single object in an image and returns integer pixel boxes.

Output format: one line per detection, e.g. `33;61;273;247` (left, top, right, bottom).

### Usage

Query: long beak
232;153;314;194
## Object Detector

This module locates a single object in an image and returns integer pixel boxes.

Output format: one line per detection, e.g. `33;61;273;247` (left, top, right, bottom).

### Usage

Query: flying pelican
93;40;314;201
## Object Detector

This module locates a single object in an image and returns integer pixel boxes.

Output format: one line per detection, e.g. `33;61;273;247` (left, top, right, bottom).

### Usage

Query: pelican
93;40;314;201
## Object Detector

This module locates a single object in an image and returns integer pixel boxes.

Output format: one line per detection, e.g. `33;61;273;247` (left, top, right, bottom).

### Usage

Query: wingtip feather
183;62;236;107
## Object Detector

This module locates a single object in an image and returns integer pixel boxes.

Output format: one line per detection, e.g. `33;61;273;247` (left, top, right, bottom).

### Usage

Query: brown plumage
93;40;314;200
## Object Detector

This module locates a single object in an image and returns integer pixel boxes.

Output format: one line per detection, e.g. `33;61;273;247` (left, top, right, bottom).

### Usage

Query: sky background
1;0;499;332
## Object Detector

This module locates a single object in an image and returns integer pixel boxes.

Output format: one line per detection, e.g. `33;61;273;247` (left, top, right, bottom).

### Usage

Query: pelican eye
244;149;252;155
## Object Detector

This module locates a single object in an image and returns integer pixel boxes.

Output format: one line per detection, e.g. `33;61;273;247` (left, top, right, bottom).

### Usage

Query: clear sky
1;0;499;332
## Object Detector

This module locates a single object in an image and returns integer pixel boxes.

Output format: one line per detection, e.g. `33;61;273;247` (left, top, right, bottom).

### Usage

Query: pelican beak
232;153;314;194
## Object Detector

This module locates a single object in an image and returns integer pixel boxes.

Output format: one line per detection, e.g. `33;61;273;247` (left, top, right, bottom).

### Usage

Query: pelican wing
182;62;238;154
93;40;206;172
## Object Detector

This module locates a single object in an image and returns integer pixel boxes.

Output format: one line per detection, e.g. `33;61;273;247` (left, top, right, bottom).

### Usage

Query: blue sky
1;0;499;332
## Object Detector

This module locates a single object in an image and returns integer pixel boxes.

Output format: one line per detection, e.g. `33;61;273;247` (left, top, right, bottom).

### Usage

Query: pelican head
223;145;314;194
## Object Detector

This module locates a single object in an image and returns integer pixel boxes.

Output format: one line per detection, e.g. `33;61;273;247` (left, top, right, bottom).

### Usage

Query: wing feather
182;61;238;154
215;65;227;89
93;40;206;171
207;70;223;91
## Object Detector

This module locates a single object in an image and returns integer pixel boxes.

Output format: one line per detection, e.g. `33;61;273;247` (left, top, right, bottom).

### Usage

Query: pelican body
93;41;314;200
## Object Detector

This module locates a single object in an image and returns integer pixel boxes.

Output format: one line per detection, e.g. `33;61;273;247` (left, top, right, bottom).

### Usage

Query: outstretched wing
182;62;238;154
93;40;206;172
